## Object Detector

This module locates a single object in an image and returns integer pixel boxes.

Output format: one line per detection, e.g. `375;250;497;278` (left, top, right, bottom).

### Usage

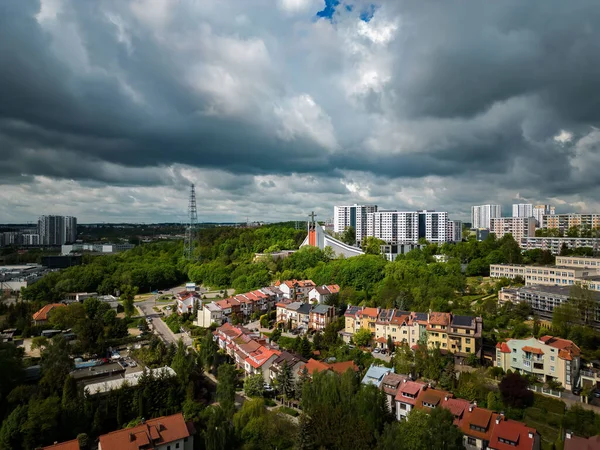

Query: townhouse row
341;307;483;357
195;280;340;327
377;373;540;450
276;301;336;331
213;322;357;384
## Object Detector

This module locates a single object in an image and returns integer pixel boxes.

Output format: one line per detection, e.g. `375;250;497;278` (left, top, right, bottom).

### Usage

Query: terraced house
342;307;483;357
495;336;581;390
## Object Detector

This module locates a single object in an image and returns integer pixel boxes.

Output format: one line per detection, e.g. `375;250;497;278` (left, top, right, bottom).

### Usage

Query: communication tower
183;184;198;260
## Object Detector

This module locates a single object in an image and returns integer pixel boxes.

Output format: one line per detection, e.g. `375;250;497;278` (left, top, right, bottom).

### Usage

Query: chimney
565;431;572;440
496;412;504;424
444;395;449;401
469;405;474;412
528;432;534;439
473;401;477;407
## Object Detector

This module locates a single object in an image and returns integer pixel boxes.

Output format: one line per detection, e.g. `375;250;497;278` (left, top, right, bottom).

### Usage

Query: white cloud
554;129;573;144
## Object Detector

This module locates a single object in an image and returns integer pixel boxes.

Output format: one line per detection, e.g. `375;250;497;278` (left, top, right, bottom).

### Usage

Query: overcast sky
1;0;600;224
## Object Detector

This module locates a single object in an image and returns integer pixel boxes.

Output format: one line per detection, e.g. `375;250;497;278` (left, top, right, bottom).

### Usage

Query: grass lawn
460;294;486;302
277;406;299;417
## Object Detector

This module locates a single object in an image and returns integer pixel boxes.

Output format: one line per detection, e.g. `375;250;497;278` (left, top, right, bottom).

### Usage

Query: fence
528;385;562;397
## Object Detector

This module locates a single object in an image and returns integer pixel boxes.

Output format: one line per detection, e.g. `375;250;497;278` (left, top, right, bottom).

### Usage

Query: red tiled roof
41;440;80;450
395;381;426;405
522;346;544;355
442;397;471;423
376;336;387;343
328;361;358;374
489;418;537;450
539;335;580;359
327;284;340;294
564;434;600;450
33;303;66;321
98;413;191;450
304;358;330;375
415;388;449;412
459;407;496;442
245;347;279;369
496;342;511;353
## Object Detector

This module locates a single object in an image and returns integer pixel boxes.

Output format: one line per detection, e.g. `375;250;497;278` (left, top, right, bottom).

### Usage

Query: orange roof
441;397;471;423
375;336;387;343
328;361;358;374
98;413;191;450
360;307;379;318
304;358;331;375
41;440;80;450
245;347;279;369
522;346;544;355
32;303;66;321
326;284;340;294
395;381;426;405
428;312;451;325
540;336;581;358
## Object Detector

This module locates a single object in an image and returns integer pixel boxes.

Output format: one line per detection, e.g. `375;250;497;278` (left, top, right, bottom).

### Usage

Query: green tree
393;345;415;376
386;335;395;353
40;335;73;395
354;328;373;347
571;284;597;325
217;364;237;416
276;361;295;400
362;237;386;255
120;284;138;317
341;226;356;246
499;373;533;409
0;405;28;450
299;336;312;359
552;301;579;336
199;331;218;372
244;373;265;398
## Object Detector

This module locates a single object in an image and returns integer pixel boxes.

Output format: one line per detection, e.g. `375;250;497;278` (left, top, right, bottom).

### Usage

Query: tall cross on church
308;211;317;224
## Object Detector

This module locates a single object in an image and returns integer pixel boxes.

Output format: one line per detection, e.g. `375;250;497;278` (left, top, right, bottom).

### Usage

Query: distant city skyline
1;2;600;224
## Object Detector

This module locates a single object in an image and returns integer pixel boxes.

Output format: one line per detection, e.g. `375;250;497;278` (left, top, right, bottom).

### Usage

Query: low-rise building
361;364;394;387
277;279;316;300
490;263;600;291
177;292;201;315
98;413;194;450
308;284;340;304
495;336;581;390
32;303;66;325
395;380;427;420
64;292;98;303
498;287;519;305
521;237;600;255
269;351;307;383
564;432;600;450
488;416;539;450
309;304;335;331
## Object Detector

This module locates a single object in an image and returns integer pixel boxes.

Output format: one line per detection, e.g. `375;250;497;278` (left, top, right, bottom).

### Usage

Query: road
136;286;192;347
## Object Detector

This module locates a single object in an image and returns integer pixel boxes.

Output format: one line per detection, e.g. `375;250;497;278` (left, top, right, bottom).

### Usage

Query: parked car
373;348;381;353
594;390;600;398
165;306;172;311
264;383;274;392
572;387;582;396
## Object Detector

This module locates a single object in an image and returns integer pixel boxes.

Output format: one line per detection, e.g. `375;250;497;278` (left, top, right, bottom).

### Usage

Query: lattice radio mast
183;184;198;260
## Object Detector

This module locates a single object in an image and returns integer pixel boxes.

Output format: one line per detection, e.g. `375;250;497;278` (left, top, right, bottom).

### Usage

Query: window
466;338;471;344
167;447;171;450
551;356;555;361
551;366;555;372
466;347;471;352
467;437;477;446
176;444;180;449
512;357;517;363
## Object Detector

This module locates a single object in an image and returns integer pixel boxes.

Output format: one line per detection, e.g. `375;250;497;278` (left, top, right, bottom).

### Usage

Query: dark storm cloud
1;0;600;220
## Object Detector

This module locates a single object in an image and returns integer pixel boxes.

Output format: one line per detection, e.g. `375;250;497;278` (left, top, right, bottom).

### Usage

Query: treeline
21;241;186;302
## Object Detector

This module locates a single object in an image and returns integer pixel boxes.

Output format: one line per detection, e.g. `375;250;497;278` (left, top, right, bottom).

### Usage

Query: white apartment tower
367;211;419;243
471;204;502;229
38;215;78;245
334;204;377;246
533;205;555;228
512;203;534;218
418;210;448;244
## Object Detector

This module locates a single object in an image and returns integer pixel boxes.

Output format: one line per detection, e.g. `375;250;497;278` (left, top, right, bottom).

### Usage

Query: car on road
146;318;153;323
165;306;172;311
572;387;582;396
594;390;600;398
373;348;380;353
122;362;128;367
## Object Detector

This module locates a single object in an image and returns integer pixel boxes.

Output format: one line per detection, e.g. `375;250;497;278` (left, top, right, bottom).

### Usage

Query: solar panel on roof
452;315;474;327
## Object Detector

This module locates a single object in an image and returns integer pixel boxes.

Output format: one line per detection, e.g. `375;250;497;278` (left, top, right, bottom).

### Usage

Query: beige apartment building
490;263;600;291
555;256;600;269
545;214;600;232
490;217;536;241
495;336;580;390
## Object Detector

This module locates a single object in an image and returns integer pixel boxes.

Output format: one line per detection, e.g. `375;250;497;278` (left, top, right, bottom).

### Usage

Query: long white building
365;210;451;244
446;220;463;242
512;203;534;218
471;204;502;229
333;204;378;246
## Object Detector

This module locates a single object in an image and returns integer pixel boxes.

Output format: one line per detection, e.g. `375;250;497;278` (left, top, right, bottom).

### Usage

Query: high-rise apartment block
333;204;377;246
512;203;534;218
38;215;78;245
490;217;536;241
365;210;450;244
446;220;463;242
367;210;418;243
471;204;502;229
533;205;555;228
